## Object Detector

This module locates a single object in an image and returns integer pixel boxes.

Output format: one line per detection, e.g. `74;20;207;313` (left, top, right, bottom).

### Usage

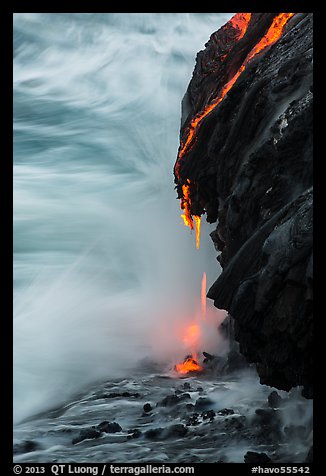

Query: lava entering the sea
175;355;203;374
174;272;208;375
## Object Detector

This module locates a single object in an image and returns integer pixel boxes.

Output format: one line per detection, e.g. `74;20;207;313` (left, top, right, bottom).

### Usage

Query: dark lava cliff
174;13;313;397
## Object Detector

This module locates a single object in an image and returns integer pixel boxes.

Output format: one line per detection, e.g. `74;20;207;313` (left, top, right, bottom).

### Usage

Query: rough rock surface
174;13;313;397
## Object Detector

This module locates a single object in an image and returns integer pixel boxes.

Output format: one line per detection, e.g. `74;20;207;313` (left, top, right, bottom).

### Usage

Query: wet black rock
202;409;215;420
14;440;40;454
97;421;122;433
160;393;191;407
218;408;234;416
244;451;272;464
226;347;249;372
186;413;200;426
252;409;282;444
179;393;192;402
127;428;142;439
159;395;179;406
203;351;215;362
103;392;140;399
305;445;313;463
268;390;283;408
72;428;101;444
255;408;279;424
223;416;246;430
194;397;214;410
174;13;313;398
166;424;188;438
143;403;152;413
145;427;164;439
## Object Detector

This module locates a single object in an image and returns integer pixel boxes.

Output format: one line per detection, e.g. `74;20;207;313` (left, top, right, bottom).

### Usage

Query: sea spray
14;12;231;423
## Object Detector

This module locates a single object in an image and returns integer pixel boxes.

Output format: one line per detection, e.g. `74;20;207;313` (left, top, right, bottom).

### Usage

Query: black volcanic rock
218;408;234;416
97;421;122;433
202;409;216;420
305;446;313;463
268;390;283;408
127;428;142;439
159;393;191;407
166;423;188;437
72;427;101;444
103;392;140;399
194;397;214;410
144;427;164;439
174;13;313;397
244;451;272;464
185;413;200;426
143;403;152;413
13;440;41;454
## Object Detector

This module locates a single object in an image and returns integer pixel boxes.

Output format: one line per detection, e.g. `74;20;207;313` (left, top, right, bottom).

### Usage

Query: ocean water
13;12;233;425
13;369;313;464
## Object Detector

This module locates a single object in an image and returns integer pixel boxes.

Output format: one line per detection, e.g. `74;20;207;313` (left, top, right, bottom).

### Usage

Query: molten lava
180;183;201;248
194;215;201;250
229;12;252;40
175;12;253;171
246;13;295;63
180;183;194;230
174;274;209;375
177;13;294;162
175;355;203;374
176;13;294;247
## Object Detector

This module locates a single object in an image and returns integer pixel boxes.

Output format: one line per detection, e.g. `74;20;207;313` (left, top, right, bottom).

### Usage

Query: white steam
13;13;232;423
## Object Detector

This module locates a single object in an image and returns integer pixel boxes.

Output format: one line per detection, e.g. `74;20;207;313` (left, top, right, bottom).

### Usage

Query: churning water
13;12;233;425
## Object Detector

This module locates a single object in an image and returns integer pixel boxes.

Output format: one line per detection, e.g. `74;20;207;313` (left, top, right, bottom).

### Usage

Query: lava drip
180;182;201;249
175;12;294;249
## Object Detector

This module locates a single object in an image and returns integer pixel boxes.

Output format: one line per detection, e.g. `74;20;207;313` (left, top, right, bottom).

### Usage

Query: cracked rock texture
174;13;313;397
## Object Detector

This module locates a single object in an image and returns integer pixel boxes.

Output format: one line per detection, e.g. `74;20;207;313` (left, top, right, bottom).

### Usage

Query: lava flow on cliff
175;12;295;249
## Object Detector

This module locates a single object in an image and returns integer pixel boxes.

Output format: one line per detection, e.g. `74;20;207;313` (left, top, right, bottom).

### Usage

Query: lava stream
177;13;294;248
177;13;294;162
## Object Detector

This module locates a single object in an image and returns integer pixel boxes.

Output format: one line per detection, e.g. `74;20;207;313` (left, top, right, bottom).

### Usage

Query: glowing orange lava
177;13;294;162
176;13;294;245
201;272;207;319
175;321;202;375
175;13;252;168
194;215;201;249
246;13;295;63
175;356;203;374
180;183;201;248
229;12;252;40
180;183;194;230
175;273;209;375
